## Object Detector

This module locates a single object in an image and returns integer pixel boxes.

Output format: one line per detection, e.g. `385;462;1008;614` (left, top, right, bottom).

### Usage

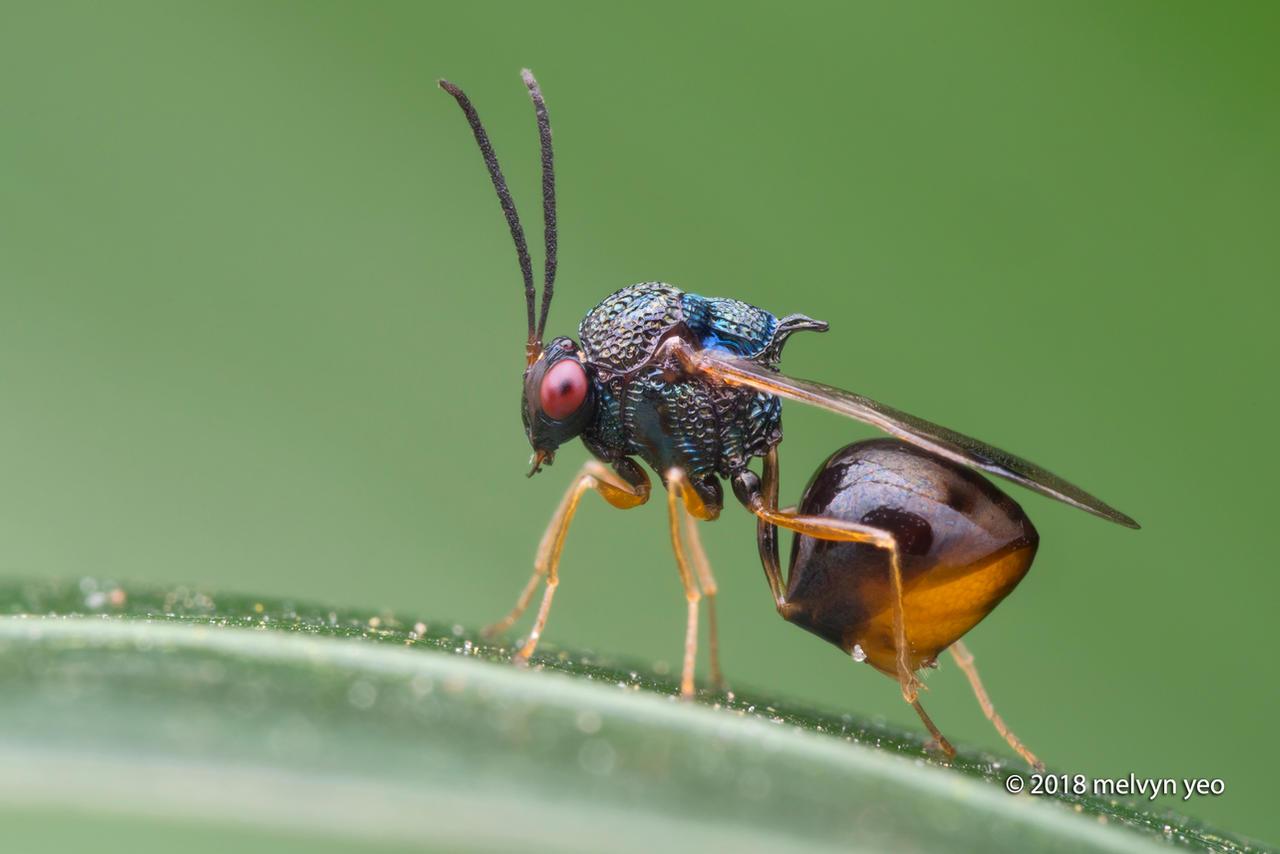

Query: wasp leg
949;640;1043;770
740;447;955;760
910;698;956;759
485;460;650;663
755;447;785;610
681;508;725;691
664;468;722;698
744;448;923;705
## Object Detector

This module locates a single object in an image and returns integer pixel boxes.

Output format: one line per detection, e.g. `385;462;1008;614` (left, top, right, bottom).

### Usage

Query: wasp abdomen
785;438;1038;675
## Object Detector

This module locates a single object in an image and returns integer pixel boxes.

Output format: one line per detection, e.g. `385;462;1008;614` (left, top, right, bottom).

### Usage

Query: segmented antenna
521;69;557;344
438;78;540;362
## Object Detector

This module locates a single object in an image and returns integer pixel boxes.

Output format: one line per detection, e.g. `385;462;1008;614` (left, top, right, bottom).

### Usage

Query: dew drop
851;643;867;663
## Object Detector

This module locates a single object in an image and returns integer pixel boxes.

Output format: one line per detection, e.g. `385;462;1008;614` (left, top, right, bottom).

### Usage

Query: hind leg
950;640;1043;769
739;448;949;758
745;448;923;703
910;698;956;759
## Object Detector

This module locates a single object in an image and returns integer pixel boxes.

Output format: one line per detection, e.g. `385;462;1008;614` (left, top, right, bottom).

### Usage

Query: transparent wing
693;349;1139;528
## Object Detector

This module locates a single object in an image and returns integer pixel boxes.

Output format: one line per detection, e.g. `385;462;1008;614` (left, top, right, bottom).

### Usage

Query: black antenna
522;69;557;344
438;78;539;361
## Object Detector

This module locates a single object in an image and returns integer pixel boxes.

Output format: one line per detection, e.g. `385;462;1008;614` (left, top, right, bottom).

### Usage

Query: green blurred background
1;0;1276;844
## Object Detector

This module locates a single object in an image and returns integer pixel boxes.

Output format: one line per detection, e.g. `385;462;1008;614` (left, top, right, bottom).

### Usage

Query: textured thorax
579;283;780;375
576;283;822;499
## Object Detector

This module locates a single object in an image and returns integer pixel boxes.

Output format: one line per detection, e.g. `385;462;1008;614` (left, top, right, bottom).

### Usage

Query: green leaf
0;579;1264;853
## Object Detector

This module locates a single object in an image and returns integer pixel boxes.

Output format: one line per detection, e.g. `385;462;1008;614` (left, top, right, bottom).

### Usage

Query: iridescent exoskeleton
569;282;826;511
440;71;1138;768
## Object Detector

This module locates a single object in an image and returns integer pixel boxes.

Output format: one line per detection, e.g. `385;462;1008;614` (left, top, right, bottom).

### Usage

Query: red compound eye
540;359;588;420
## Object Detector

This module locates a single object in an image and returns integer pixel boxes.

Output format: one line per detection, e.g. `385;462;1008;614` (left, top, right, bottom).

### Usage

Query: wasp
438;71;1138;768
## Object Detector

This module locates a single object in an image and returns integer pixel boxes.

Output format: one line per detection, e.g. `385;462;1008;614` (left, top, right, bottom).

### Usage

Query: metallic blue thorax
575;282;823;502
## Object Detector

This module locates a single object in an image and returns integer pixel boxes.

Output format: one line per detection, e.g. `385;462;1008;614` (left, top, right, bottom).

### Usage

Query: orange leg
664;468;722;698
752;450;954;758
949;640;1043;769
910;698;956;759
485;460;650;664
681;502;724;691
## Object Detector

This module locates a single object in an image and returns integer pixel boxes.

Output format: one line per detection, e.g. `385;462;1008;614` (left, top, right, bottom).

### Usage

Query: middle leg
664;468;721;698
680;508;724;691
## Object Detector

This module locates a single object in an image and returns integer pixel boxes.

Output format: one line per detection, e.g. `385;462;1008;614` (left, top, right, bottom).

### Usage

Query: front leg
486;458;650;663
